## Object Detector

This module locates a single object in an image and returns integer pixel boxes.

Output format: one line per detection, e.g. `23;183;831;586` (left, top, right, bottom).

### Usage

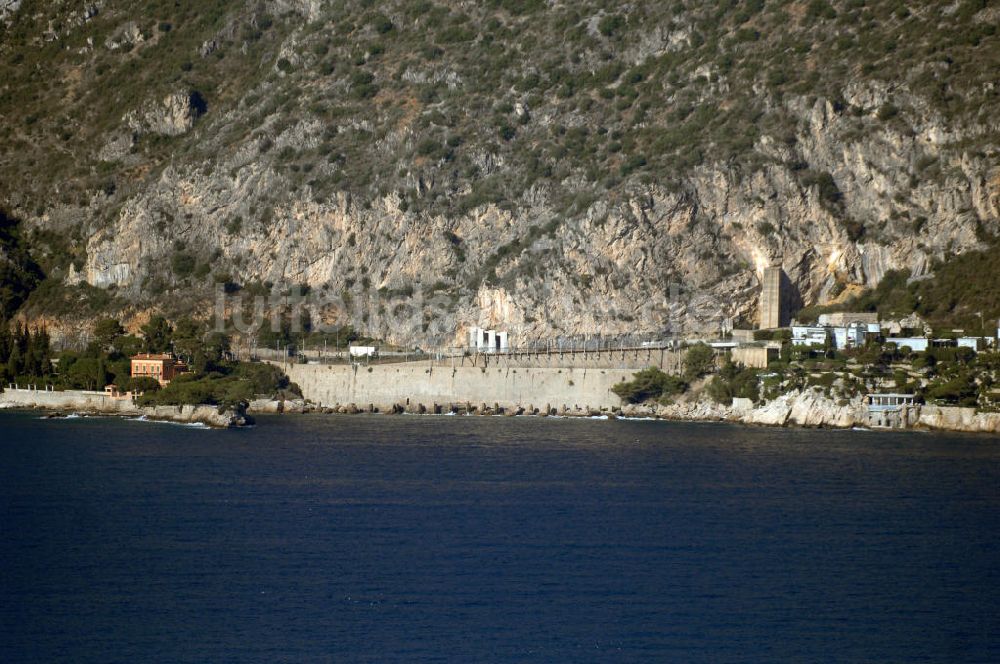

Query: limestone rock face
655;400;730;421
67;93;996;347
142;403;252;427
918;405;1000;433
629;390;867;429
784;390;866;428
125;91;206;137
0;0;21;22
5;3;999;347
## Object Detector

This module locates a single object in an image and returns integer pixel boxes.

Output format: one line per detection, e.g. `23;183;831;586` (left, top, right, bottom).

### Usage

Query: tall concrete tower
759;266;783;329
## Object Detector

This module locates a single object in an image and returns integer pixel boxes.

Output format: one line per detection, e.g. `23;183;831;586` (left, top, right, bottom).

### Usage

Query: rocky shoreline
0;389;251;428
31;406;252;428
6;387;999;434
246;389;1000;435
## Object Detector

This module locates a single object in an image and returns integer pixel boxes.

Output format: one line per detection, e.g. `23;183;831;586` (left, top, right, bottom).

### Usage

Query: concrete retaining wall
282;361;630;411
0;388;137;413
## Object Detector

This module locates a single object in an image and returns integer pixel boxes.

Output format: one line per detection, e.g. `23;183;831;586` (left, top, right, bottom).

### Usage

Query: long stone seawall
1;388;137;412
281;361;630;412
0;388;248;427
278;365;1000;434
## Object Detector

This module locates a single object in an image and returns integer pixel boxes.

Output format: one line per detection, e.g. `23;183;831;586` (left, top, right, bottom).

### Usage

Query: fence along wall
282;361;632;411
262;347;686;371
461;347;684;371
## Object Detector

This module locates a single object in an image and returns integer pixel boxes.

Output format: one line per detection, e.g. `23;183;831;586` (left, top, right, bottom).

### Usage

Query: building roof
131;353;175;361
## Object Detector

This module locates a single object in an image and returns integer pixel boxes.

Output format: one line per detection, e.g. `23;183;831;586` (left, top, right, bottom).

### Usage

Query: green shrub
598;15;625;37
171;251;197;277
706;361;760;405
612;367;687;404
125;376;161;393
371;14;394;34
757;221;776;236
683;343;717;381
877;103;899;120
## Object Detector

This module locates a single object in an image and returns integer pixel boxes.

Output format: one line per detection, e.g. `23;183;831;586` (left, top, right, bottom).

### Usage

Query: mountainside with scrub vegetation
2;0;1000;345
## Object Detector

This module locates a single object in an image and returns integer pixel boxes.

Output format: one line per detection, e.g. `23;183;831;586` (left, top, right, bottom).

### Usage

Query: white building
885;337;929;353
469;326;509;353
791;325;829;347
831;323;868;349
794;322;878;350
957;337;988;351
867;393;918;429
348;345;378;358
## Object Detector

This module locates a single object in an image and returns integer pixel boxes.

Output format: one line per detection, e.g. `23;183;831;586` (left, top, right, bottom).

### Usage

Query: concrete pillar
759;265;784;329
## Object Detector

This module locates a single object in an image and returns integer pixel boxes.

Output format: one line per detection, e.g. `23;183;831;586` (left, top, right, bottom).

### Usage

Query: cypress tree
14;322;28;356
96;358;109;389
8;342;22;376
31;325;52;376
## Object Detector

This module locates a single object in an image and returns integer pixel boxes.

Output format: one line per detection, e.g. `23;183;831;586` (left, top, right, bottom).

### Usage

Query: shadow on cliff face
189;90;208;118
781;270;804;325
0;208;44;321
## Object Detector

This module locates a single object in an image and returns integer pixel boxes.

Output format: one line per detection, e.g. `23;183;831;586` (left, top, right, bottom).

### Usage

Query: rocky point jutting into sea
0;386;251;428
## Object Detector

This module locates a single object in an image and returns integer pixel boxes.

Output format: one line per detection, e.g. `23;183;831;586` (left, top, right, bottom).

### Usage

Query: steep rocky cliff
2;1;999;345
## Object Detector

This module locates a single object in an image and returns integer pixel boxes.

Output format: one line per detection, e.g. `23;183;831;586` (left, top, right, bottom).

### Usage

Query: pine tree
23;326;52;377
34;325;52;375
8;342;22;376
96;358;109;389
0;325;11;365
14;321;28;355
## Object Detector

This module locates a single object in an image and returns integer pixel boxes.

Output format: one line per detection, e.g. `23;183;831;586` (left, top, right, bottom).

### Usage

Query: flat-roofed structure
818;312;879;326
866;393;918;428
885;337;929;353
731;346;779;369
792;325;829;347
469;326;509;353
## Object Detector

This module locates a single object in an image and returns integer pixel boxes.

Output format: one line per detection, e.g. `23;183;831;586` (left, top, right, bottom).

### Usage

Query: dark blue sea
1;411;998;662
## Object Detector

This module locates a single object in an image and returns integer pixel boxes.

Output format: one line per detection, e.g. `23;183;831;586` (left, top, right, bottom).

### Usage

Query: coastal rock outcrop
0;388;251;428
622;390;867;429
917;405;1000;434
141;404;252;428
746;390;866;428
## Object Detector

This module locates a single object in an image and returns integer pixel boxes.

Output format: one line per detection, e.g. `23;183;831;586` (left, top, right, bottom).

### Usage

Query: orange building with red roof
130;353;188;386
